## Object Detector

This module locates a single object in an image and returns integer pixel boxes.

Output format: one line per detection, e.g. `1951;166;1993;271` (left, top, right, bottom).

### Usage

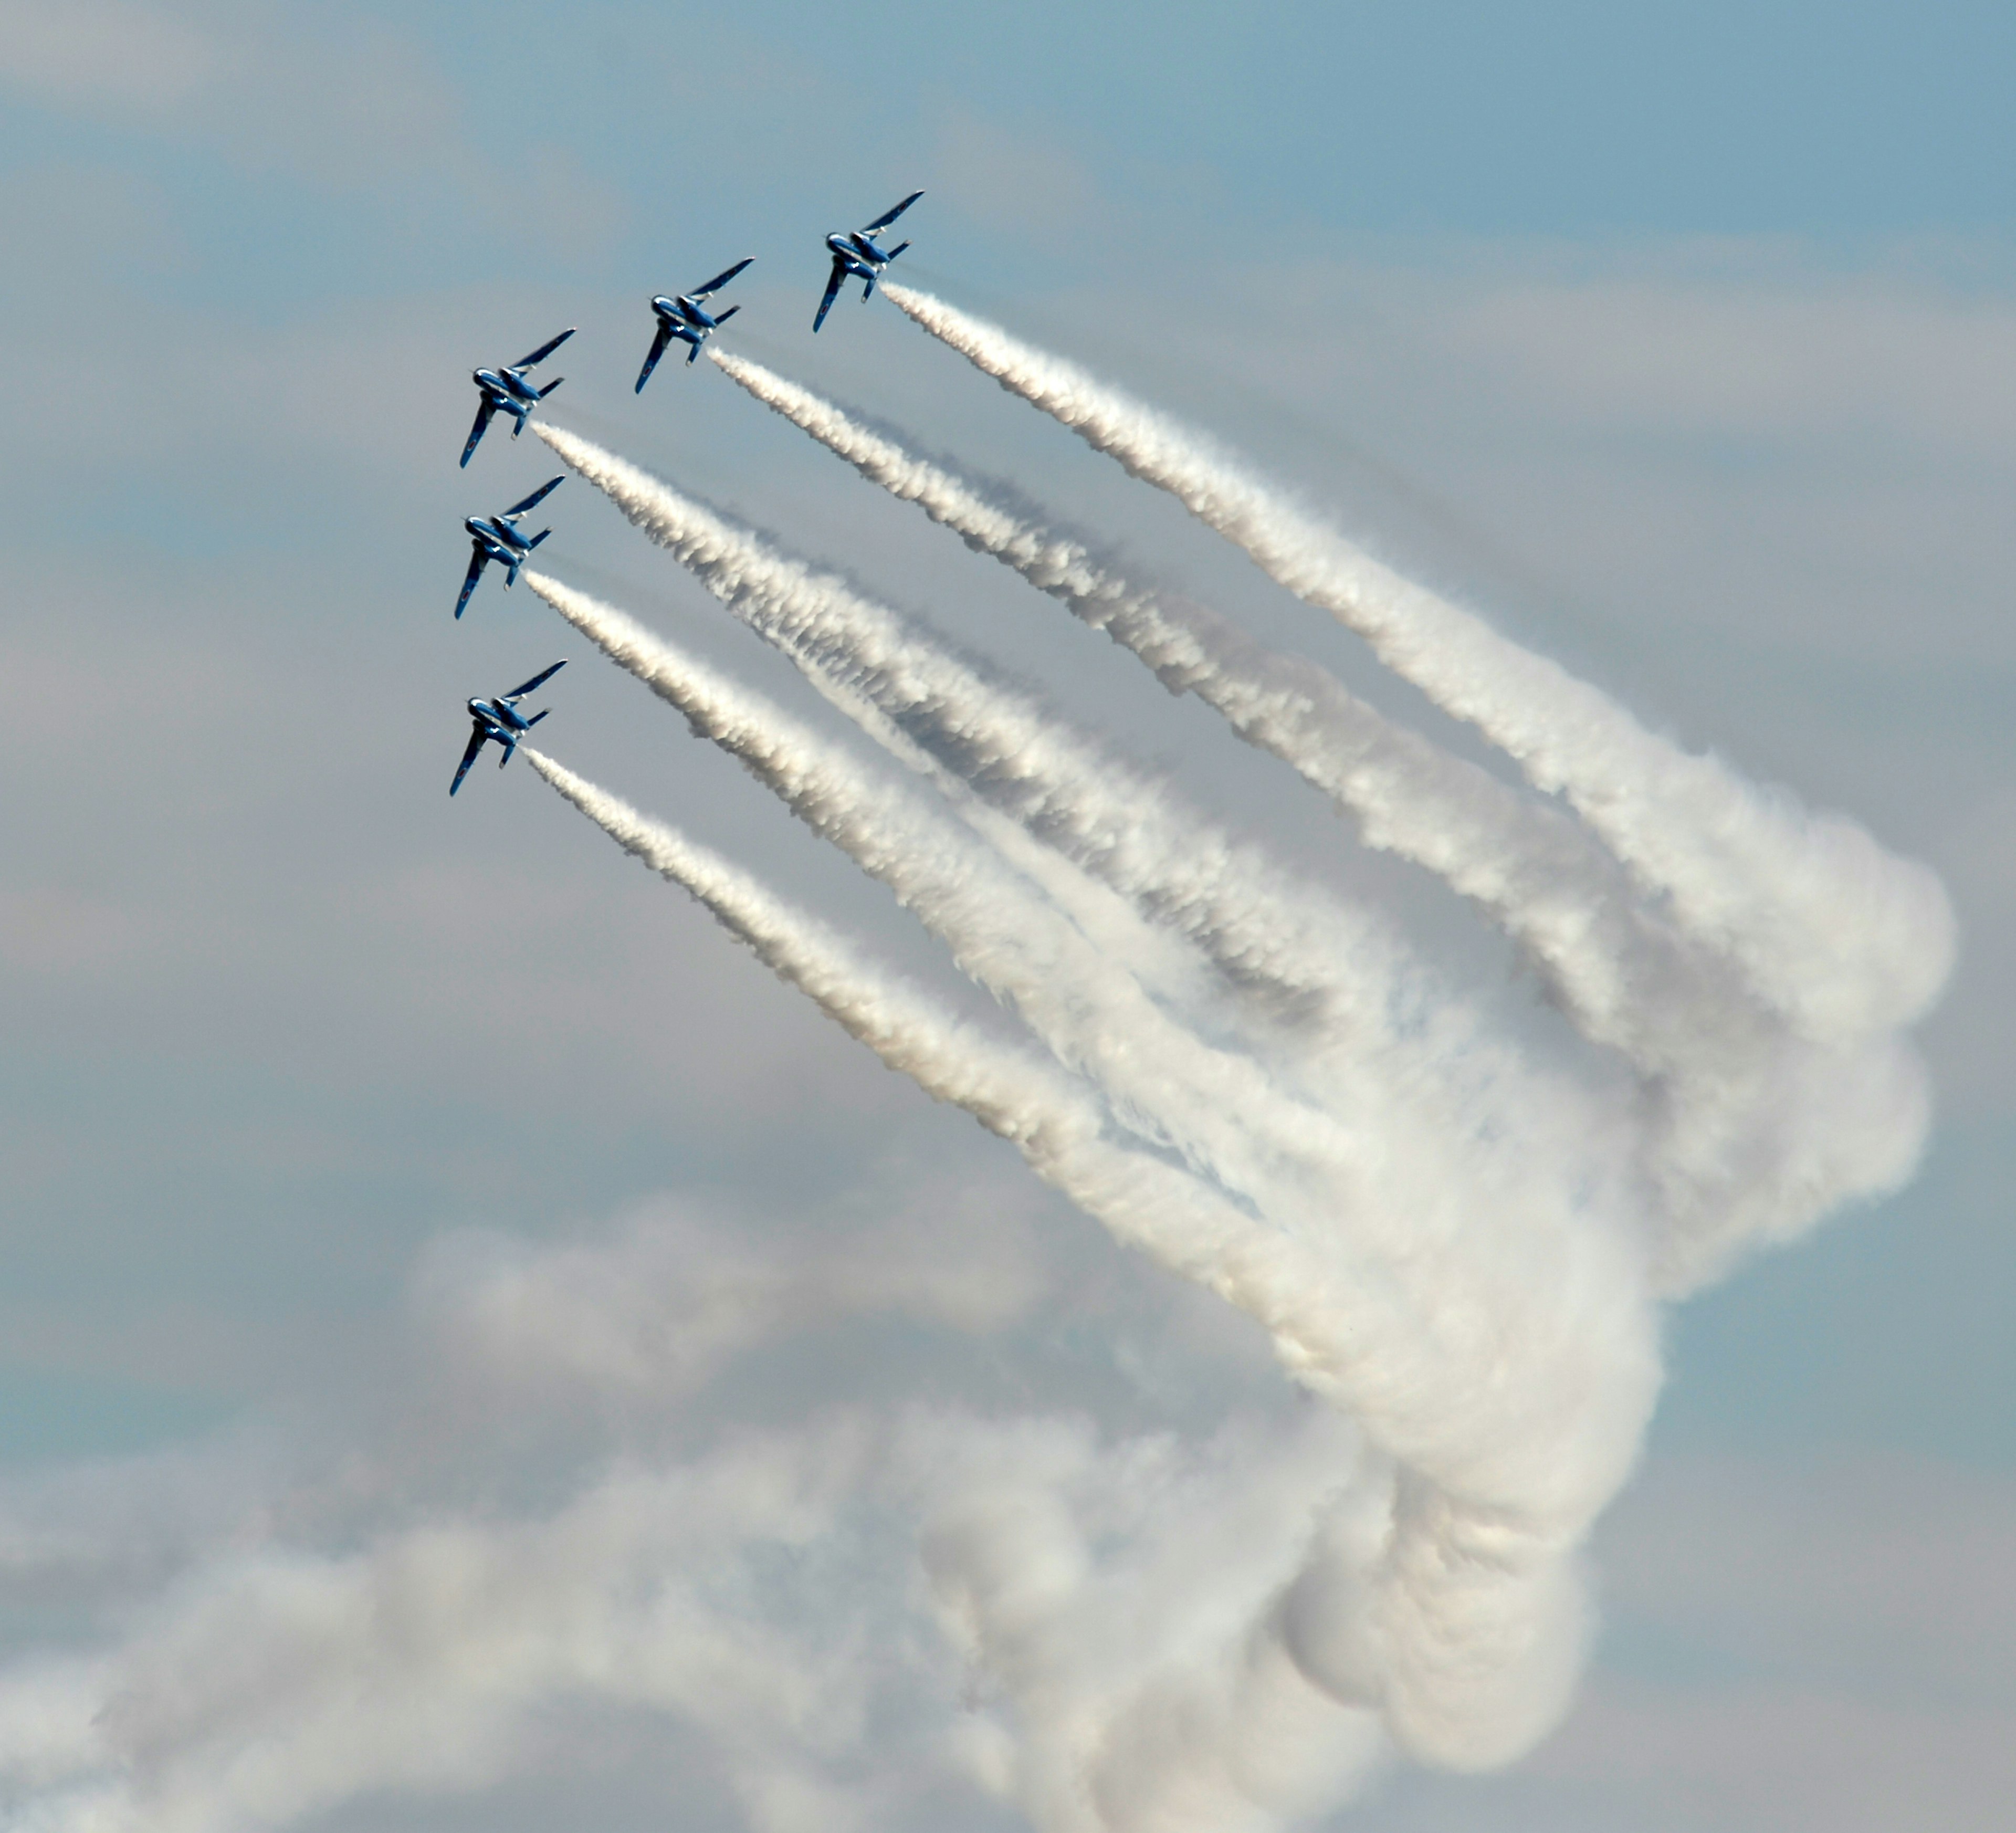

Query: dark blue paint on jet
456;475;564;619
814;192;922;332
637;258;753;391
460;328;575;467
450;660;567;796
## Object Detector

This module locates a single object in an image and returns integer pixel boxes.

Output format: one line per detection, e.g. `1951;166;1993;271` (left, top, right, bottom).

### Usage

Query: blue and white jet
460;328;575;467
450;659;567;797
636;257;753;391
814;192;923;332
455;474;564;620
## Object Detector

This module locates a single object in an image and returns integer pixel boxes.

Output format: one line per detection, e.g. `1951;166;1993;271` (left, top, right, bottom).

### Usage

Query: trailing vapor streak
520;572;1394;1216
520;749;1263;1301
530;422;1431;1062
527;746;1661;1768
710;348;1660;1031
881;282;1955;1046
706;355;1936;1288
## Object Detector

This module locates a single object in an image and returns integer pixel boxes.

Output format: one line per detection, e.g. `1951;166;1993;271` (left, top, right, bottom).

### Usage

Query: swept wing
688;257;753;301
513;327;575;369
449;723;488;797
636;318;677;394
455;547;489;621
860;191;923;236
503;475;564;518
814;258;847;332
502;659;568;703
459;397;497;468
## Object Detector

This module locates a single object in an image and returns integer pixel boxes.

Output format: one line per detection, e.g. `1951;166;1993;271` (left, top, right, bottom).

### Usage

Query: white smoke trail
520;590;1391;1216
530;422;1440;1061
709;348;1680;1040
521;750;1305;1329
881;282;1955;1047
524;435;1634;1306
527;746;1660;1767
556;392;1933;1291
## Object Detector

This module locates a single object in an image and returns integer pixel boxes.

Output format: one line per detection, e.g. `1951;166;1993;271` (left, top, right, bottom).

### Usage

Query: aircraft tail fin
525;708;550;728
499;736;519;768
886;240;910;265
714;304;740;325
527;527;551;550
504;558;521;589
538;376;565;400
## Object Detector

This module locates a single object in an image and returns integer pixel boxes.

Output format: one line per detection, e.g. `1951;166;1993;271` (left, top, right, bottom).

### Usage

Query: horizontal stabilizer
713;303;740;325
537;375;565;399
886;240;910;261
526;708;550;727
527;527;551;549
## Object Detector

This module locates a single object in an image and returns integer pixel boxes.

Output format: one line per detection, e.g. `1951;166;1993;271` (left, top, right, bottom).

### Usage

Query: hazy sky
2;3;2011;1829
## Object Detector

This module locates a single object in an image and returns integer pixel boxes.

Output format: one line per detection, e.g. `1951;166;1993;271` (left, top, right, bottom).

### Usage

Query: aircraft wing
635;318;676;394
502;658;568;702
449;724;488;797
514;327;576;370
455;546;488;621
459;397;496;468
860;191;923;236
505;475;565;518
689;257;752;300
813;257;847;333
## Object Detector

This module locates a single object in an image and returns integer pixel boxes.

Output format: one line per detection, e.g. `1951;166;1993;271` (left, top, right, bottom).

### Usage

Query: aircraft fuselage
466;514;532;559
827;230;897;277
654;294;720;332
467;696;532;735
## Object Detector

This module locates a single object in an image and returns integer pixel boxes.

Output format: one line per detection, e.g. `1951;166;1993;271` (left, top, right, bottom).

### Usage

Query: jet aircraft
455;475;564;619
460;328;575;467
450;660;567;796
814;192;922;332
636;258;753;391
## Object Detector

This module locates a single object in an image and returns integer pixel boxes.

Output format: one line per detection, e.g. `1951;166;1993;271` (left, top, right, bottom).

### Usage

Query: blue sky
1;3;2011;1829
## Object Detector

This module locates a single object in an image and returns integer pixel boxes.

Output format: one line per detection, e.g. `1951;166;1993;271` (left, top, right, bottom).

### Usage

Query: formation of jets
448;192;923;794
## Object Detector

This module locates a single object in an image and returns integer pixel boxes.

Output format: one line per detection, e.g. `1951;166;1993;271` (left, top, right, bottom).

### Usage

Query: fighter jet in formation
450;660;568;796
454;475;565;620
814;192;923;331
460;328;575;467
636;258;754;391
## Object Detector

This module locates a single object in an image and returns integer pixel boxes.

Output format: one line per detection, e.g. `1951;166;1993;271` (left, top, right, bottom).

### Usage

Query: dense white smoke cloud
506;544;1660;1781
0;294;1951;1833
